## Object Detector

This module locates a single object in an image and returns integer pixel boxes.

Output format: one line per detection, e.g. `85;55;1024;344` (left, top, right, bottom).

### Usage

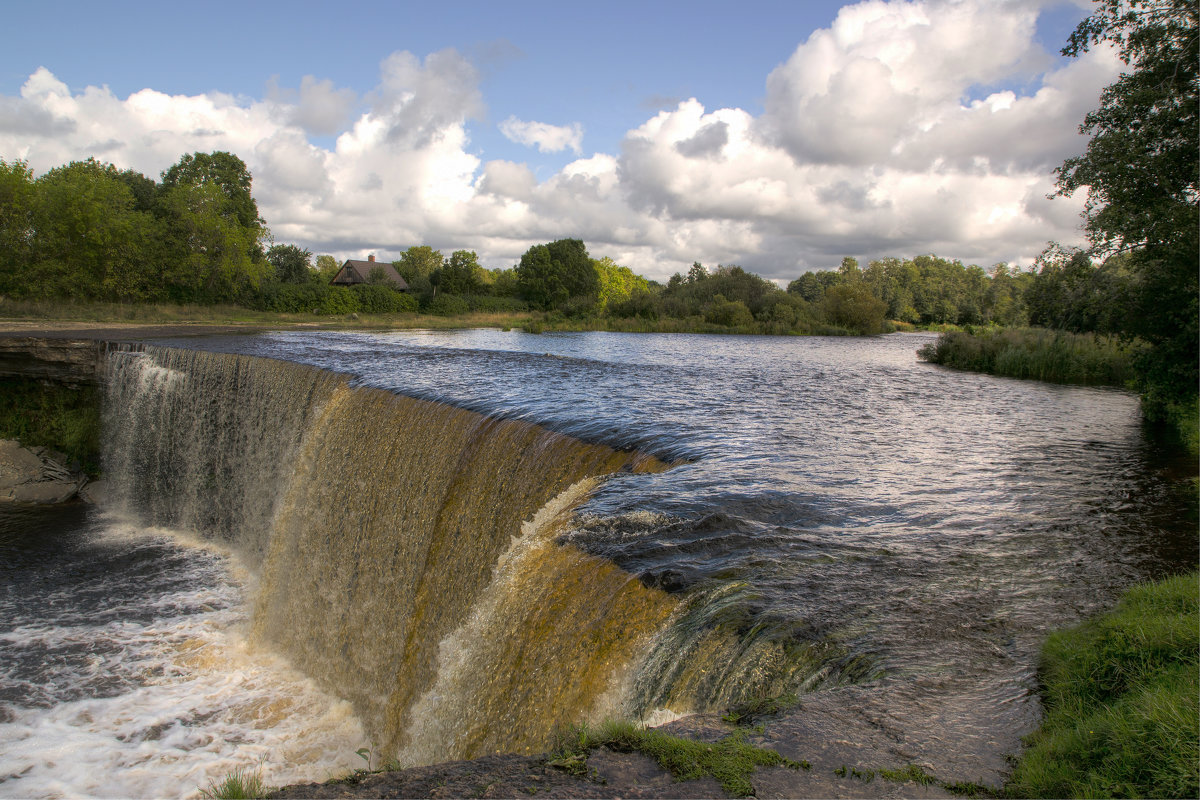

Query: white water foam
0;521;365;799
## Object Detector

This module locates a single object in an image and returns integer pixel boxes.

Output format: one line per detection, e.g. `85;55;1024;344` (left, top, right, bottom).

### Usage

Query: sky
0;0;1117;283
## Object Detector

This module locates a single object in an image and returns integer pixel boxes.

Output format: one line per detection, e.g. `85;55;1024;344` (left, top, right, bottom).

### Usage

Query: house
330;255;409;291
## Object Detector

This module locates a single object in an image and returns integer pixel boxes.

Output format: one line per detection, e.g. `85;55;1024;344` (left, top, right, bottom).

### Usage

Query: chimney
368;254;376;262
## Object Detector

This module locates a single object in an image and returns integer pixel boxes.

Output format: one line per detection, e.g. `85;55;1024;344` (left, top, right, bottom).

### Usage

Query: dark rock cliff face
0;337;109;385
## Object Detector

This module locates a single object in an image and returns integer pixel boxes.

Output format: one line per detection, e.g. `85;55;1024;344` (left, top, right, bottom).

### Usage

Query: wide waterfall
102;346;677;762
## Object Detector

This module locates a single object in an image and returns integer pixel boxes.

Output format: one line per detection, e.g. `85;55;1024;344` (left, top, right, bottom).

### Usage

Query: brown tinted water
0;331;1192;796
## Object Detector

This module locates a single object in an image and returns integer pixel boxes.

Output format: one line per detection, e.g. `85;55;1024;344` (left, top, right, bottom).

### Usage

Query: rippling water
1;330;1193;795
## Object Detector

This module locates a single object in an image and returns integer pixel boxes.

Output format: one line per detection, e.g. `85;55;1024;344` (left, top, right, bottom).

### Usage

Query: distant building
330;255;408;290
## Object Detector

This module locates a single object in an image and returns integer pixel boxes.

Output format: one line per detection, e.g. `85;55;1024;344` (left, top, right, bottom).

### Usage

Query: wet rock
0;439;84;504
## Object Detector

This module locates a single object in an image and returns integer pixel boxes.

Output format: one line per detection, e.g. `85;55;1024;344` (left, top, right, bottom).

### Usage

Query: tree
161;151;263;231
1056;0;1198;413
438;250;482;295
0;160;35;286
516;238;599;310
593;256;649;310
395;245;443;295
158;181;267;303
30;158;157;301
821;282;888;334
315;254;340;281
266;243;313;284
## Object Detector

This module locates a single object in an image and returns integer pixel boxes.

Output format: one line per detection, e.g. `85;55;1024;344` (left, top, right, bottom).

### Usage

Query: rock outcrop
0;439;87;504
0;337;109;385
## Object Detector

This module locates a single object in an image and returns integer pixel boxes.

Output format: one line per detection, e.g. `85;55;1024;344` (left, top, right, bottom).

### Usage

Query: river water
0;330;1193;797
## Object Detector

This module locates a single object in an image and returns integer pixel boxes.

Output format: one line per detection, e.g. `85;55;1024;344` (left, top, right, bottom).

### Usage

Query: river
0;330;1193;797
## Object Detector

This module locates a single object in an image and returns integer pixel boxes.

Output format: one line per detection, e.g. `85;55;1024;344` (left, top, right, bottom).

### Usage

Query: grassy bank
0;377;102;475
916;327;1140;387
550;719;805;797
1006;572;1199;798
0;297;873;337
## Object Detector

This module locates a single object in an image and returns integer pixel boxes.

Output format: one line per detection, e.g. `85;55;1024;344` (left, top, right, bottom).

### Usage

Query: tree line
0;150;1166;338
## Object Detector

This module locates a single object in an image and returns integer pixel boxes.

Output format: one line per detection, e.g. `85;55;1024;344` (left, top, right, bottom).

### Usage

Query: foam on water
0;519;364;799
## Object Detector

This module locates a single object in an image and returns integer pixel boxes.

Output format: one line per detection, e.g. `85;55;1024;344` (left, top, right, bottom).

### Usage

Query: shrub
350;284;416;313
424;293;470;316
316;285;359;315
468;295;528;313
704;295;755;328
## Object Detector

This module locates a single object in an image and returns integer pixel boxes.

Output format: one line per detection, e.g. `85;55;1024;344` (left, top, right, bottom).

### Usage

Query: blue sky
1;0;1111;281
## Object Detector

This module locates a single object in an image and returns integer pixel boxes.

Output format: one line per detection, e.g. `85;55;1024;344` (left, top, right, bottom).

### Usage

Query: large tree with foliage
1056;0;1198;414
437;249;482;295
161;151;264;232
516;238;599;311
394;245;443;295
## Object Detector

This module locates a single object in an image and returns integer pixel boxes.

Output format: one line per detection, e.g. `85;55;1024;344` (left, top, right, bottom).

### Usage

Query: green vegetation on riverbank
916;328;1140;387
0;377;101;475
550;720;805;797
1006;572;1199;799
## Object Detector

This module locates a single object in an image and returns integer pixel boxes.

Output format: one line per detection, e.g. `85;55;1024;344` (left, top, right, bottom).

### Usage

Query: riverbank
3;324;1194;799
918;327;1198;457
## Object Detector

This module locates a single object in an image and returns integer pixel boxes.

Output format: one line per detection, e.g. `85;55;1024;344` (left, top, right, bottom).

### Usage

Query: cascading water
7;329;1190;798
101;346;682;763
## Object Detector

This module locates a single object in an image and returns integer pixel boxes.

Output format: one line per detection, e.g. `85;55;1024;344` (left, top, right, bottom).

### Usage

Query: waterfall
102;346;676;762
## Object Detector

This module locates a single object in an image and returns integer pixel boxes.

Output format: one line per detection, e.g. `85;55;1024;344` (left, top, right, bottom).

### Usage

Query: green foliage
437;249;482;295
0;159;35;285
551;720;805;797
1054;0;1198;419
466;294;528;313
199;766;268;800
28;158;158;302
161;151;263;231
821;282;887;334
0;378;102;476
704;295;755;328
395;246;443;296
425;293;470;316
1023;246;1133;333
917;328;1140;386
1005;573;1199;799
315;254;339;281
266;243;313;285
516;238;599;311
594;256;650;310
351;283;416;313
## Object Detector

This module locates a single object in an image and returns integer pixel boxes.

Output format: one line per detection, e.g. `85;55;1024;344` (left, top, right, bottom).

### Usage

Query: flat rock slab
0;439;82;504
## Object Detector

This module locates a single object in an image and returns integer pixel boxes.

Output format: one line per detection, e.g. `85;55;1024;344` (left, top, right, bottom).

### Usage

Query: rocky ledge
0;439;101;504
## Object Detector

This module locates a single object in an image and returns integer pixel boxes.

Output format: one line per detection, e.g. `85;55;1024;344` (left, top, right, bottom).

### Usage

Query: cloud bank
0;0;1119;282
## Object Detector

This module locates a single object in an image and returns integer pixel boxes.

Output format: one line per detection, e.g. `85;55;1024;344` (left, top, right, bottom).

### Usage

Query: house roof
332;260;408;289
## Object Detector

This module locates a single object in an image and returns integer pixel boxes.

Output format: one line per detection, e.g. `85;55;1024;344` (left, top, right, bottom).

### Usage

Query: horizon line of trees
0;151;1156;335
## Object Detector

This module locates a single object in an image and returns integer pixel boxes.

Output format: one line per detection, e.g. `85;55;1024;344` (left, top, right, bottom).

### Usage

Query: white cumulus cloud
0;0;1121;282
498;117;584;155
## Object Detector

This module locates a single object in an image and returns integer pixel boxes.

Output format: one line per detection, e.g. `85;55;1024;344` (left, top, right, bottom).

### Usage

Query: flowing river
0;330;1193;797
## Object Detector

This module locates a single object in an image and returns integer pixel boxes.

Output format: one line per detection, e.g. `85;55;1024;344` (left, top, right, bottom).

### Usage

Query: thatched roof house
330;255;408;290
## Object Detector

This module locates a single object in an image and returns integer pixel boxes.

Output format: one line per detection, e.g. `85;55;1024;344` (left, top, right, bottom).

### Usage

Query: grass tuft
199;766;269;800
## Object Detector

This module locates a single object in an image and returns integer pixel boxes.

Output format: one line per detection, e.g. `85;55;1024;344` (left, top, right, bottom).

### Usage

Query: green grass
550;720;806;797
0;377;102;475
1005;572;1199;799
199;766;269;800
721;692;801;726
917;327;1141;387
